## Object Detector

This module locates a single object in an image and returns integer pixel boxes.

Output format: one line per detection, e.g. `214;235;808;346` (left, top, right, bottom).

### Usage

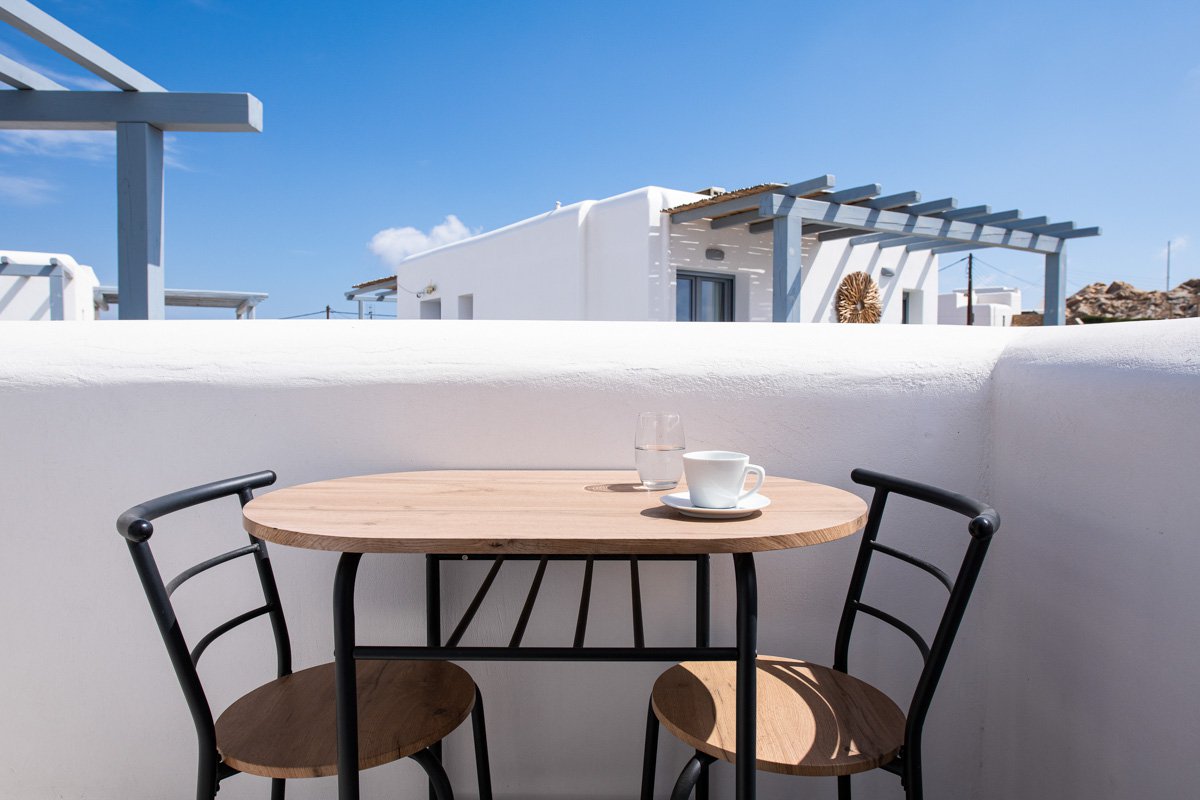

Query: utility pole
325;304;331;320
1166;240;1172;291
966;252;974;326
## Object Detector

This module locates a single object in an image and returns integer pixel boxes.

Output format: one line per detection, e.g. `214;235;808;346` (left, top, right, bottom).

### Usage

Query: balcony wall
0;319;1195;800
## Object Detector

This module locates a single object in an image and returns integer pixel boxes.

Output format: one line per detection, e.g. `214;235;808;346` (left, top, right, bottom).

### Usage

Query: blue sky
1;0;1197;319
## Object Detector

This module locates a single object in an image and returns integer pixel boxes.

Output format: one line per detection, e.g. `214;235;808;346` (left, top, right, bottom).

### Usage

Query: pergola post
116;121;165;320
1044;248;1067;325
772;213;804;322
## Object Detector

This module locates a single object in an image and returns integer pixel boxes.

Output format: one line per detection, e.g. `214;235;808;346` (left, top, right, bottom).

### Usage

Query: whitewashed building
0;250;100;321
357;184;938;324
939;286;1022;326
350;176;1097;325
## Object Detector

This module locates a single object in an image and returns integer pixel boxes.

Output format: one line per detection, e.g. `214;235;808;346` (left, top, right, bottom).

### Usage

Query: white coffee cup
682;451;766;509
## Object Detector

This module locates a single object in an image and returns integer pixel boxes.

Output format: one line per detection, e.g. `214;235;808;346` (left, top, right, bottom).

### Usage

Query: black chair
117;470;493;800
641;468;999;800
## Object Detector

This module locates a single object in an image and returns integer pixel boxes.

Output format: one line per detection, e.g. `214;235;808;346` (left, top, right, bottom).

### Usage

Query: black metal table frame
331;551;759;800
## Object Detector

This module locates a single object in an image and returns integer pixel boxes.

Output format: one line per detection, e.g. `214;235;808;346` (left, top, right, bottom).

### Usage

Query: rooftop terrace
0;318;1196;799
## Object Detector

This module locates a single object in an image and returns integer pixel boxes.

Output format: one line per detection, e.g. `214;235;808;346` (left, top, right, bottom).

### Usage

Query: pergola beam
0;90;263;131
860;190;920;210
710;209;761;230
1053;226;1101;239
0;51;65;89
764;195;1064;254
929;243;991;255
0;0;164;91
780;175;835;197
819;183;881;205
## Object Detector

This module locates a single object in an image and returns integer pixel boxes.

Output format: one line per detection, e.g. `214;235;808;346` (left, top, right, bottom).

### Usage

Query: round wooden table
242;470;868;800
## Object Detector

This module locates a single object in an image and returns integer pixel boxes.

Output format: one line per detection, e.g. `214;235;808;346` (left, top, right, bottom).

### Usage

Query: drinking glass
634;412;685;490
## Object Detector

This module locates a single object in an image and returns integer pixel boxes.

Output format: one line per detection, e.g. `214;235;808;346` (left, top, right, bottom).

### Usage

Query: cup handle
739;465;766;503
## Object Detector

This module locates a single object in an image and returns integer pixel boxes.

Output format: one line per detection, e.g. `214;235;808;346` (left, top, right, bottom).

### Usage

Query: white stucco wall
0;250;99;321
394;203;593;320
0;319;1196;800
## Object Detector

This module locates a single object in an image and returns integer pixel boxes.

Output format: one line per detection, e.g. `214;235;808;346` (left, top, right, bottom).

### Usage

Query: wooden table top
242;470;868;555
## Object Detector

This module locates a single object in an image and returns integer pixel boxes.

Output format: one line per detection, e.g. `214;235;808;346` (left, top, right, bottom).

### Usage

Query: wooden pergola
665;175;1100;325
0;0;261;319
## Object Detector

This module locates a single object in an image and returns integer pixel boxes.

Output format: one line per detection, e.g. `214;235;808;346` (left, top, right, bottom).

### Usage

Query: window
676;271;734;322
419;298;442;320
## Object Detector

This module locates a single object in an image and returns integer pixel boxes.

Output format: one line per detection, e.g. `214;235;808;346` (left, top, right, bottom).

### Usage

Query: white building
362;184;938;324
0;249;268;320
350;176;1097;325
0;250;100;321
939;286;1022;326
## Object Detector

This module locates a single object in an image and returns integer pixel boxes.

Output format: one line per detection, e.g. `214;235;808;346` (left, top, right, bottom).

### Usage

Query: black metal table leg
733;553;757;800
427;556;442;800
334;552;364;800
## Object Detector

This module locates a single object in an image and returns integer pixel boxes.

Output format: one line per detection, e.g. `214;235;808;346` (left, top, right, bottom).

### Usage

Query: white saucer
661;491;771;519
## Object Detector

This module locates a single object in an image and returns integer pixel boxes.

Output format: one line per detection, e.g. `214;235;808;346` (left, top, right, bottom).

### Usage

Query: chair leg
696;762;709;800
410;748;454;800
427;742;441;800
670;752;716;800
197;749;218;800
472;688;493;800
838;774;851;800
640;701;659;800
270;777;286;800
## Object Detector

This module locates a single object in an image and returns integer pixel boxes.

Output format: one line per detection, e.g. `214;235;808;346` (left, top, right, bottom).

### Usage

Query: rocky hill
1066;279;1200;323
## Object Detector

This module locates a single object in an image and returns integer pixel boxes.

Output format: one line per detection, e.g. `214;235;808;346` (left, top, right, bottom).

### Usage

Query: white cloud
369;215;476;267
0;130;114;161
0;174;55;205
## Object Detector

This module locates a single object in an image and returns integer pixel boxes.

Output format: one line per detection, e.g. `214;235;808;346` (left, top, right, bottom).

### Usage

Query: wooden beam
970;209;1021;225
859;190;920;210
846;232;906;246
0;90;263;131
0;0;165;91
772;215;803;322
819;183;881;204
763;195;1064;254
670;193;765;223
1053;226;1101;239
906;197;957;215
747;219;773;234
999;216;1049;231
780;175;835;197
1025;222;1075;236
710;209;760;230
824;198;960;240
878;236;930;249
1045;251;1067;325
0;52;65;89
116;122;164;319
939;205;991;220
929;243;990;255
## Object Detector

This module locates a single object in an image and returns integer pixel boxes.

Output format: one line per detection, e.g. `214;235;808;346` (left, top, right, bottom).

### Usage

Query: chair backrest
835;468;999;758
116;470;289;763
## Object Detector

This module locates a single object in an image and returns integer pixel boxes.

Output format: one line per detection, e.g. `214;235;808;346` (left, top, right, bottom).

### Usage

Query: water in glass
634;412;685;490
635;444;686;490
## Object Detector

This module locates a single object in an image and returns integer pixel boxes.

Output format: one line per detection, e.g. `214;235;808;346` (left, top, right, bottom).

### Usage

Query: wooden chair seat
215;660;476;779
651;656;906;777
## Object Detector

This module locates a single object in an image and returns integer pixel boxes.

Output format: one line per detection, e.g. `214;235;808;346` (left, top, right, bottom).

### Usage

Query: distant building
0;250;267;320
938;286;1021;326
0;250;100;321
356;185;939;323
